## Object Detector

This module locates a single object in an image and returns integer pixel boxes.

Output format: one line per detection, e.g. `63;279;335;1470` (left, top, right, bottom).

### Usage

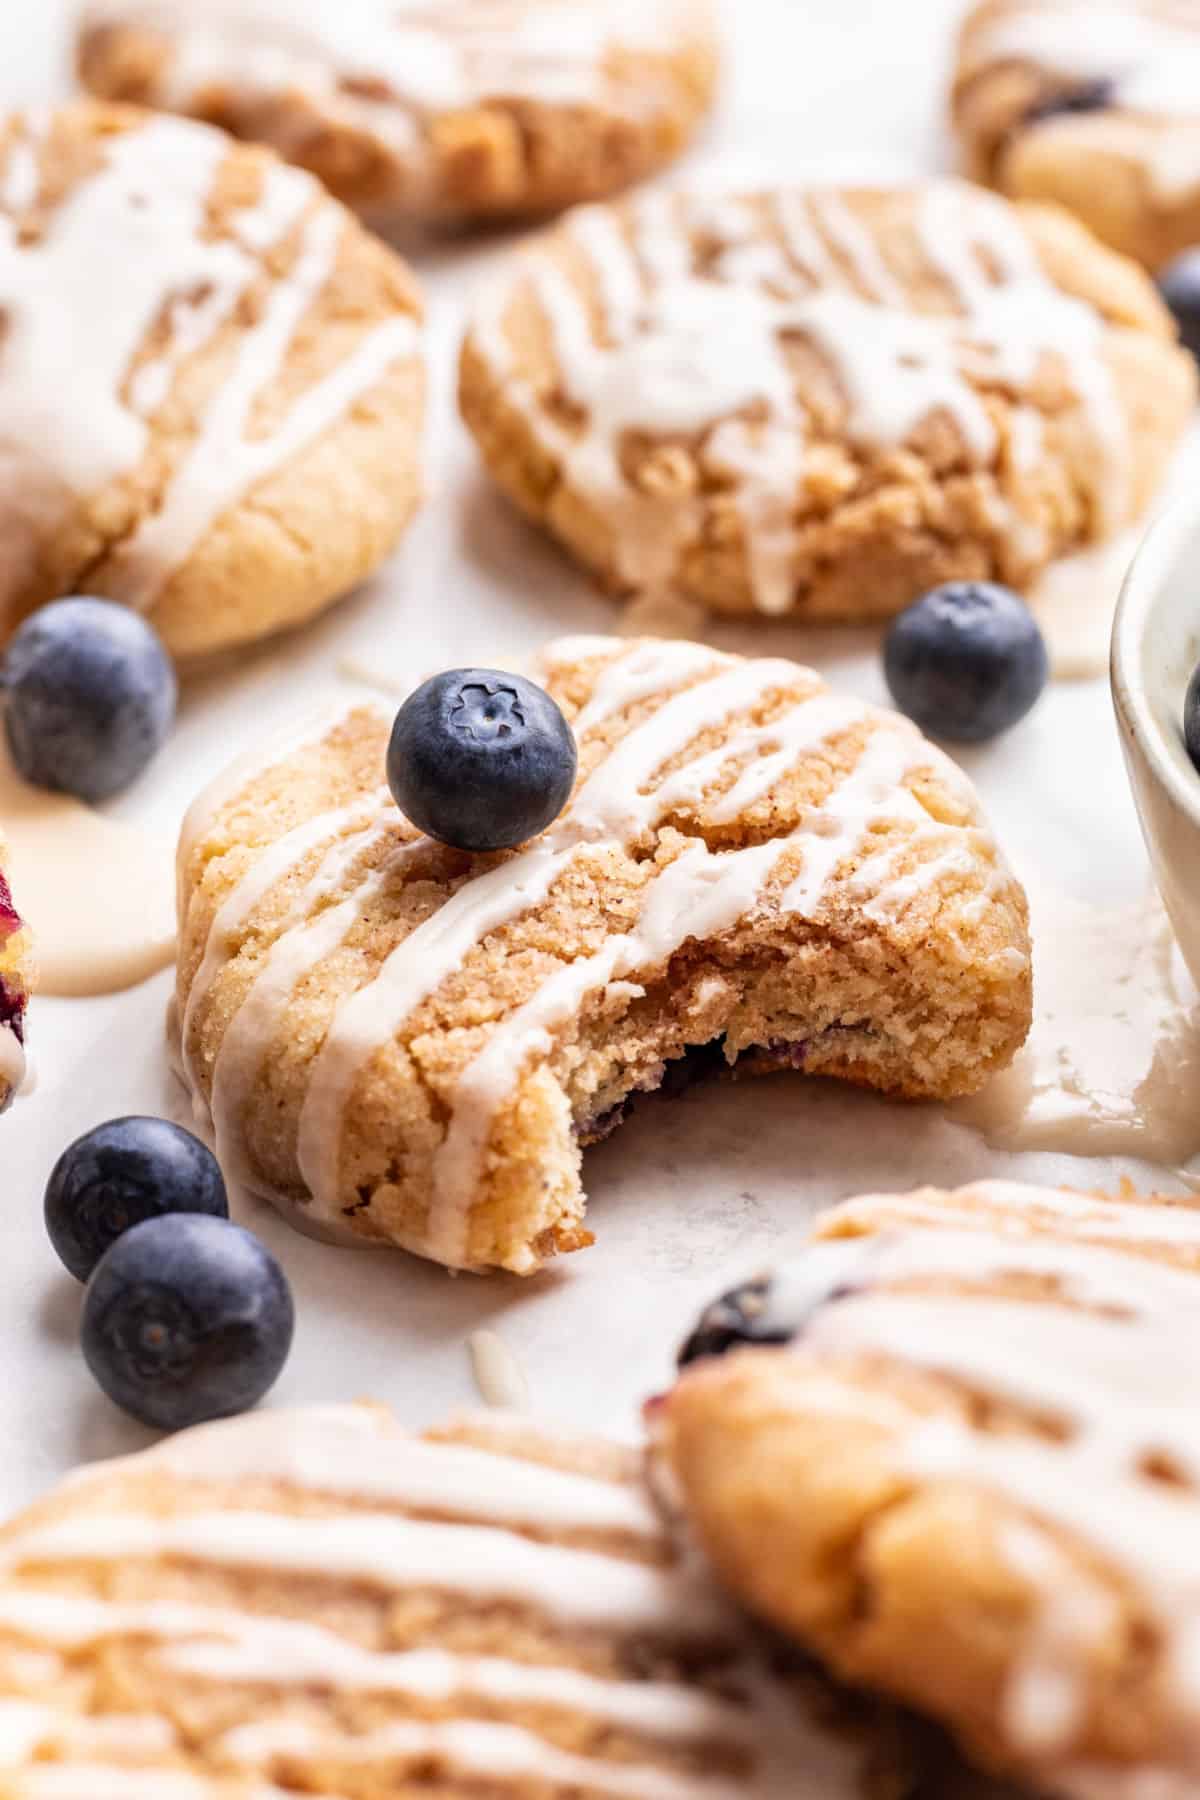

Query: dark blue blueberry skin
45;1117;228;1283
884;581;1048;743
388;668;578;852
1158;250;1200;365
4;598;177;803
1184;662;1200;774
1024;78;1114;129
81;1214;294;1432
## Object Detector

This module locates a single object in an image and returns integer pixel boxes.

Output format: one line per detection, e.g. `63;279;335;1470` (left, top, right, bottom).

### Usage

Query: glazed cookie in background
954;0;1200;271
0;840;31;1111
658;1178;1200;1797
174;635;1032;1276
0;103;425;661
76;0;721;225
460;180;1194;622
0;1401;974;1800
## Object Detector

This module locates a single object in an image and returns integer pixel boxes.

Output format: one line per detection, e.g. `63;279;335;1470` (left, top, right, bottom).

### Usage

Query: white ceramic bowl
1112;496;1200;989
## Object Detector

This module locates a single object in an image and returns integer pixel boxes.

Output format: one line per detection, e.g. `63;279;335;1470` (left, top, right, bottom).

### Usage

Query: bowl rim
1111;491;1200;831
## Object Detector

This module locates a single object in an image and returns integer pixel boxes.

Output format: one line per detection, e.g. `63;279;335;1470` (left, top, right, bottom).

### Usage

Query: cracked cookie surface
953;0;1200;269
659;1178;1200;1798
460;179;1194;621
0;102;425;661
174;635;1030;1275
76;0;720;224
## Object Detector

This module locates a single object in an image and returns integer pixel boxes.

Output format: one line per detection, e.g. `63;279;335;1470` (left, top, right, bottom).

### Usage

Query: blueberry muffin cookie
174;635;1031;1275
460;180;1194;621
0;842;31;1111
954;0;1200;270
76;1;720;225
658;1178;1200;1796
0;103;425;661
0;1401;968;1799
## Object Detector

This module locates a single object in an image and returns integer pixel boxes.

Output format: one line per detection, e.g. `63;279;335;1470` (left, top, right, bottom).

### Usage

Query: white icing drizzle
0;1407;859;1799
973;1;1200;120
0;111;420;616
765;1187;1200;1772
81;0;697;174
477;178;1131;613
175;637;1013;1269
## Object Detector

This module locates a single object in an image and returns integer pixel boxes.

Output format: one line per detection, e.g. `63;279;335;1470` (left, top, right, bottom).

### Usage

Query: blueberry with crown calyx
46;1116;228;1283
884;581;1048;743
81;1214;293;1432
388;668;578;852
3;597;176;802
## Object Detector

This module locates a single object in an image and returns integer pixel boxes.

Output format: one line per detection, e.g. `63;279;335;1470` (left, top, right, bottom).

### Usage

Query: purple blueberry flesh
388;668;577;853
1158;250;1200;366
81;1214;294;1432
46;1116;229;1283
4;597;176;803
884;581;1048;743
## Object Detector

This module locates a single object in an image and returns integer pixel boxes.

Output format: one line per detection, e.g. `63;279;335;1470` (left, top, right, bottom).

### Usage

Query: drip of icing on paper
0;750;175;998
467;1331;531;1411
955;881;1200;1165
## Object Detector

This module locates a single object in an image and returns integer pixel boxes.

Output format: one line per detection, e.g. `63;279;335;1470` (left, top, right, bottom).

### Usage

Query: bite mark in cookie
174;636;1031;1275
661;1179;1200;1795
461;180;1194;620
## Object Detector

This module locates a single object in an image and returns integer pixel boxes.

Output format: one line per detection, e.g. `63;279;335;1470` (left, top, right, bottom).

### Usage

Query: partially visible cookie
954;0;1200;269
460;179;1194;621
173;635;1031;1275
0;102;425;660
76;1;720;224
658;1178;1200;1796
0;840;31;1111
0;1401;971;1799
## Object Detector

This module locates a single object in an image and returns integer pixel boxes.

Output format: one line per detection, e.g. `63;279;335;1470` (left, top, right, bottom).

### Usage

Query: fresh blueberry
4;598;176;803
45;1117;228;1283
1024;77;1114;129
81;1214;293;1432
1184;661;1200;774
883;581;1048;743
388;668;578;852
1158;249;1200;364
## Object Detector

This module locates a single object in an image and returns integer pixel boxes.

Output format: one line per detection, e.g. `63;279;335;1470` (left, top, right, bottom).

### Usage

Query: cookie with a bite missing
0;102;424;661
658;1177;1200;1796
953;0;1200;270
0;842;31;1112
460;178;1193;621
0;1399;989;1800
173;634;1031;1276
76;0;721;224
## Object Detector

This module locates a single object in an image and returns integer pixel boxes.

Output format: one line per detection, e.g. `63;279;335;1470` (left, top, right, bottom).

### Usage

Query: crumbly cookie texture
0;841;31;1111
658;1177;1200;1798
173;635;1032;1276
76;1;720;224
0;1401;984;1800
953;0;1200;270
460;179;1194;621
0;102;425;661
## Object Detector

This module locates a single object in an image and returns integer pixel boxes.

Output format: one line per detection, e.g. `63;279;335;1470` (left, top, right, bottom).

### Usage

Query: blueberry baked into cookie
954;0;1200;270
0;841;31;1112
0;102;425;661
658;1178;1200;1797
0;1401;974;1799
76;0;721;224
174;635;1031;1275
460;178;1195;621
